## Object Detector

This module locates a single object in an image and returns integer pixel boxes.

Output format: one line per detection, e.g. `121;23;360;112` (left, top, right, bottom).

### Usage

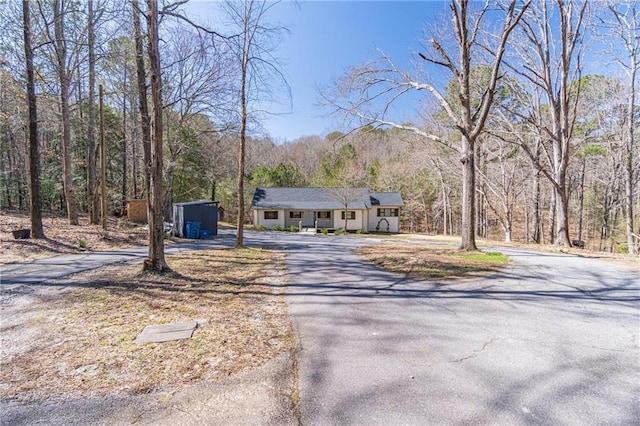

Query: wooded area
0;0;638;259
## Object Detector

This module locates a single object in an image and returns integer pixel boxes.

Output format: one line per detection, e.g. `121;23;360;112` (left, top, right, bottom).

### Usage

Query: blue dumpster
186;222;201;239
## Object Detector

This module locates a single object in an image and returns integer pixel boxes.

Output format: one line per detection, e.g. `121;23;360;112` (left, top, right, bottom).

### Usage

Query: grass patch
0;248;292;402
356;243;510;280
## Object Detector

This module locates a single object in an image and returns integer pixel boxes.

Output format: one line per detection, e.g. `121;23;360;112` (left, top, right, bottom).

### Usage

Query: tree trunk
503;213;512;244
87;0;99;224
459;135;477;250
22;0;44;238
99;85;107;230
143;0;168;271
131;0;151;197
54;0;78;225
442;185;448;236
576;157;586;242
599;190;611;251
555;184;571;246
235;21;249;248
236;87;246;248
121;66;128;214
547;188;556;244
625;52;637;254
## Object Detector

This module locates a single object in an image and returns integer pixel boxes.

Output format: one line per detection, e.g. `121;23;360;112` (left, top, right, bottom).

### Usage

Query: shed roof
174;200;219;207
251;187;403;210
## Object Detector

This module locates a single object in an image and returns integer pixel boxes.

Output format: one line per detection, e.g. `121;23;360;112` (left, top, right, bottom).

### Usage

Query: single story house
251;187;404;233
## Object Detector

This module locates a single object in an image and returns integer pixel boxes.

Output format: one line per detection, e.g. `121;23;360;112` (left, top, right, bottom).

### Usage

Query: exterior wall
284;210;304;228
253;206;400;233
333;209;366;231
255;209;285;229
368;206;400;233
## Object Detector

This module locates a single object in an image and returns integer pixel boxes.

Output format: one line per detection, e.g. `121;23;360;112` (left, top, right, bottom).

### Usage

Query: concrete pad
135;320;197;343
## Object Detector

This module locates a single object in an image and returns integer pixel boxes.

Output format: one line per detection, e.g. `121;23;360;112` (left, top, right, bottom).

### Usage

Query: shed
127;199;148;223
172;200;219;238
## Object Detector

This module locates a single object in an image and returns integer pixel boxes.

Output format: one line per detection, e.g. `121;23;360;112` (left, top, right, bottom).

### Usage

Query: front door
304;211;315;227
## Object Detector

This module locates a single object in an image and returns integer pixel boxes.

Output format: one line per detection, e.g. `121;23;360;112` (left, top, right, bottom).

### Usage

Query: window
377;208;399;217
264;211;278;220
341;211;356;220
317;211;331;219
289;211;302;219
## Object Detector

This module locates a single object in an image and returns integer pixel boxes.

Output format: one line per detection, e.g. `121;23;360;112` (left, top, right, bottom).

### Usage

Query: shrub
356;229;364;235
255;224;267;231
271;224;283;231
321;228;329;235
289;225;298;232
335;228;346;235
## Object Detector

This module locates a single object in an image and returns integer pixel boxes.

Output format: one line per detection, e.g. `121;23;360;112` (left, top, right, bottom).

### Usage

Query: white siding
255;209;285;229
333;209;365;231
369;206;400;233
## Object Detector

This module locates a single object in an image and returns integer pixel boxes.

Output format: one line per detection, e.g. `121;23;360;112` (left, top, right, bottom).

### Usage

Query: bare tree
477;136;528;243
162;27;231;218
328;0;529;250
131;0;151;197
504;0;589;247
328;187;366;232
222;0;290;248
86;0;99;224
22;0;44;238
142;0;168;271
602;1;639;254
51;0;78;225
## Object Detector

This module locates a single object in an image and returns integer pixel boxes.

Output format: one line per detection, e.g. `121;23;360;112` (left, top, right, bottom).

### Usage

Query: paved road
274;233;640;425
2;231;639;425
0;230;236;287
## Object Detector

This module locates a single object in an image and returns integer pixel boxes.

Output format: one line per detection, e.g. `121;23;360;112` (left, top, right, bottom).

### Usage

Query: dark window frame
264;211;278;220
377;208;399;217
289;211;302;219
341;211;356;220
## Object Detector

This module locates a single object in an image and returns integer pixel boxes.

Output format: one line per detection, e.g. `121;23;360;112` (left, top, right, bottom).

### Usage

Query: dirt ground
1;211;295;407
0;247;293;403
0;211;149;265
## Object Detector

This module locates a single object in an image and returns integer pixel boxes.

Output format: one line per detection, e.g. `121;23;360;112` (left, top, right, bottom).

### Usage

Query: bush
335;228;346;235
289;225;298;232
271;224;283;231
356;229;364;235
255;224;267;231
321;227;329;235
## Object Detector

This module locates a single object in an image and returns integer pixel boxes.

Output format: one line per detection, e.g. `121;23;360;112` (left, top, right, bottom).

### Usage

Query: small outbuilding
127;199;148;223
173;200;219;238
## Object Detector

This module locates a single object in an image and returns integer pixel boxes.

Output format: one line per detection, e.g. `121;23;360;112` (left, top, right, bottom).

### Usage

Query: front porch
284;210;333;230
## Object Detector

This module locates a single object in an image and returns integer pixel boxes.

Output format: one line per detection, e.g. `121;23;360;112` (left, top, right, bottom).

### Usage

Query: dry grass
356;243;510;280
0;248;292;402
0;211;149;265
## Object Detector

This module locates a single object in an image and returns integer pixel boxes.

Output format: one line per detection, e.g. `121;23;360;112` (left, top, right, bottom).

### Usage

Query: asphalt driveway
2;230;639;425
265;233;640;425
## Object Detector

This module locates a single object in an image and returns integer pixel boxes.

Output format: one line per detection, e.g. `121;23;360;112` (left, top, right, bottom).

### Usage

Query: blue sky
184;1;449;142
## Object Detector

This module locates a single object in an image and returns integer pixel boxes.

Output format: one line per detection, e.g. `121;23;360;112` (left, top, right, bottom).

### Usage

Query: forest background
0;0;638;257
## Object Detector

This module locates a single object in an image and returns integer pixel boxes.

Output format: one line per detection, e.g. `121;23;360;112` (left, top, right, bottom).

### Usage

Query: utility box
173;200;219;238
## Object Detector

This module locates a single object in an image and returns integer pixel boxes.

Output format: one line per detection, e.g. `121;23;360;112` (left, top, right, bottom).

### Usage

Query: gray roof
369;192;404;206
251;187;403;210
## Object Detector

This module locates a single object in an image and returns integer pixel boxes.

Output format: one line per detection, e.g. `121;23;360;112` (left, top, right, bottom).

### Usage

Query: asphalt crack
452;338;498;363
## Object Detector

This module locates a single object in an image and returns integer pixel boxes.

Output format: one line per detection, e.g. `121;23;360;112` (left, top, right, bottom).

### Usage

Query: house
251;187;404;233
